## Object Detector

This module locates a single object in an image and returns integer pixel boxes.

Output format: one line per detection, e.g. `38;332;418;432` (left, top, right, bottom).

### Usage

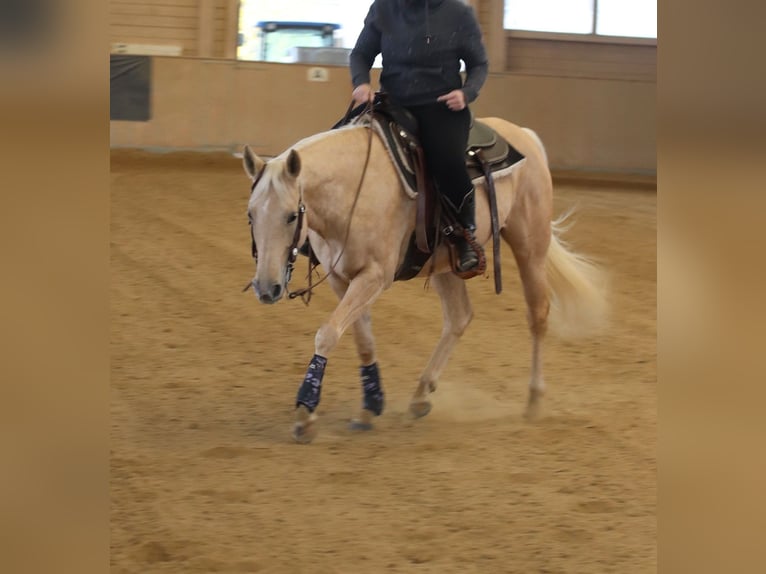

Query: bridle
243;169;307;293
243;99;374;305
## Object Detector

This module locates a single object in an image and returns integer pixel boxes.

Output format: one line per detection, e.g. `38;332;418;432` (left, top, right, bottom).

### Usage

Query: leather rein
243;100;374;305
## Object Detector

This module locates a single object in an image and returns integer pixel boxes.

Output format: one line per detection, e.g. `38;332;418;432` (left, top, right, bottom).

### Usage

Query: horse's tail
546;210;609;338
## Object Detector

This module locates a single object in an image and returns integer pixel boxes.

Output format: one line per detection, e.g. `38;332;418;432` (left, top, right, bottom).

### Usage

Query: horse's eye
287;212;298;224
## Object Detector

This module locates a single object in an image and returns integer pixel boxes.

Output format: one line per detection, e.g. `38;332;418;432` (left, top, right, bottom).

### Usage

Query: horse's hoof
523;401;542;421
409;400;432;418
348;420;374;431
293;422;317;443
293;406;318;444
524;388;544;421
349;409;375;431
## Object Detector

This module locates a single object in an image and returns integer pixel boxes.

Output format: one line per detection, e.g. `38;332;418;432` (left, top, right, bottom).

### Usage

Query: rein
287;99;374;304
243;99;374;305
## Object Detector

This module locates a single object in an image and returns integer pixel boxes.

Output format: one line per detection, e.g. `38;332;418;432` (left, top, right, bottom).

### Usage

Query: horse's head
243;145;306;304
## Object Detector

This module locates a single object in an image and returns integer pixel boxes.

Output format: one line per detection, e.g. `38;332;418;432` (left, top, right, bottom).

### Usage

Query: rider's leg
405;103;482;273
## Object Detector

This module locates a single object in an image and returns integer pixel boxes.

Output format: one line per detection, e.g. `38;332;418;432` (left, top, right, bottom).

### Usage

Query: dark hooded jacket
349;0;489;107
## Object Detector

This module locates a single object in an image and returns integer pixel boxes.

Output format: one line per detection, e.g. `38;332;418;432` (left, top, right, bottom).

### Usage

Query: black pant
405;103;472;211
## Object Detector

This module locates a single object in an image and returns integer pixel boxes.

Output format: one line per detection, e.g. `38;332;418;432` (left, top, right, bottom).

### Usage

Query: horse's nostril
272;284;283;300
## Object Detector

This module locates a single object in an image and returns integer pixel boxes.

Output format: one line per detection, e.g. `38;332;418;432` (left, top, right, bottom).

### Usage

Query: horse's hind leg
502;219;551;419
410;272;473;417
349;311;386;430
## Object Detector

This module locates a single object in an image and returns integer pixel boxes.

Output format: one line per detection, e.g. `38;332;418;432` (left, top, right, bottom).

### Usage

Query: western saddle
334;93;526;292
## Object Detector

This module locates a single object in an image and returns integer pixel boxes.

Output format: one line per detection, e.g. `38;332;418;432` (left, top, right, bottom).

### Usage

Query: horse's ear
243;145;265;181
285;149;301;179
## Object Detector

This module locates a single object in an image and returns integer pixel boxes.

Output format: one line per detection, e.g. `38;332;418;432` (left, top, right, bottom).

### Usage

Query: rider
349;0;489;274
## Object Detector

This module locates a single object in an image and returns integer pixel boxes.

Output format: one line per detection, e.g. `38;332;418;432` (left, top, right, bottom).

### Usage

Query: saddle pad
368;116;526;199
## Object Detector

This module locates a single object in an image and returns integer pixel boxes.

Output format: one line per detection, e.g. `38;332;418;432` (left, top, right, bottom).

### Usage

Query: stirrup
448;229;486;280
457;245;481;273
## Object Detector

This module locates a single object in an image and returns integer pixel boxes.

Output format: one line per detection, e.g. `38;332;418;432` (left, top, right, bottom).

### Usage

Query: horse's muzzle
253;279;283;304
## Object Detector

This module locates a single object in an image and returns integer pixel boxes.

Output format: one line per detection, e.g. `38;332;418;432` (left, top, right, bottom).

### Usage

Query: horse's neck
299;127;392;240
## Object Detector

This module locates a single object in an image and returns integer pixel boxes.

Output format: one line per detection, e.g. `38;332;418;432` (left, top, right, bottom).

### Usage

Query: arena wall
109;0;655;176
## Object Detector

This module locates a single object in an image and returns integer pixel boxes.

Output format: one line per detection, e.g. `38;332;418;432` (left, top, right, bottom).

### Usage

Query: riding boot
453;189;483;273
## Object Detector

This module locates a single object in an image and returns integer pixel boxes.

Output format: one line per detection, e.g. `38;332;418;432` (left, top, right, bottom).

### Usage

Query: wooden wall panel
109;15;198;28
213;1;228;57
222;0;239;58
111;25;198;40
506;37;656;81
109;0;240;58
110;57;656;175
108;1;656;174
474;0;507;72
197;0;214;57
114;0;197;5
110;0;201;56
110;5;198;17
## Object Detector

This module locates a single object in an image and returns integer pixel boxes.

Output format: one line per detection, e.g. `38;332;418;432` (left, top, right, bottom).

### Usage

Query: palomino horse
243;116;606;443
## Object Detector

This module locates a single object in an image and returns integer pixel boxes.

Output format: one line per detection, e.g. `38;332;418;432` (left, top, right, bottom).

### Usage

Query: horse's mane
250;162;296;203
253;125;366;203
288;124;363;153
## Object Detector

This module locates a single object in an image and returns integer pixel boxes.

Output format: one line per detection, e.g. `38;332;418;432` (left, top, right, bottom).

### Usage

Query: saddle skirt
352;105;525;200
336;96;526;283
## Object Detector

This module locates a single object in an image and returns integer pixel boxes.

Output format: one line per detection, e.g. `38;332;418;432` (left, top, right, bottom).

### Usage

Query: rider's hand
437;89;467;111
352;83;373;107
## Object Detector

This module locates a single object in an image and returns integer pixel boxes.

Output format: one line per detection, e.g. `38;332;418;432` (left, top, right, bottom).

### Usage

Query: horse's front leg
348;310;386;430
325;275;384;431
293;267;385;443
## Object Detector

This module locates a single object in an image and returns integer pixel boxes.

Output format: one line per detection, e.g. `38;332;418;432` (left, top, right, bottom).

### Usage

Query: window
237;0;372;63
595;0;657;38
504;0;656;39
